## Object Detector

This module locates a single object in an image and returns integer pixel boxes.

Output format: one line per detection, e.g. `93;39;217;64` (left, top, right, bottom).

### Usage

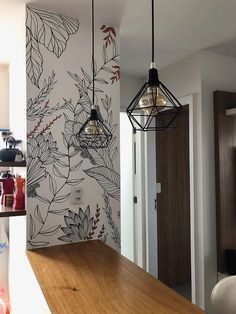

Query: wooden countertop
27;240;205;314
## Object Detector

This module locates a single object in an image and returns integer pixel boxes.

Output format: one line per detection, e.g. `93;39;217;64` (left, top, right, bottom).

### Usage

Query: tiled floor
173;281;191;301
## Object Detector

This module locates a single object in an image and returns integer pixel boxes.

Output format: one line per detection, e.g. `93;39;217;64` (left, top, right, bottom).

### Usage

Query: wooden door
156;106;191;287
214;91;236;273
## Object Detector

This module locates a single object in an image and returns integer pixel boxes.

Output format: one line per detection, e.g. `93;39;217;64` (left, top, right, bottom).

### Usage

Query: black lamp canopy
76;0;112;148
126;0;182;132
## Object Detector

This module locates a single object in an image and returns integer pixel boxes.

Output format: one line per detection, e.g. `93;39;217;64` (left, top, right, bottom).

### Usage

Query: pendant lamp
126;0;182;131
76;0;112;148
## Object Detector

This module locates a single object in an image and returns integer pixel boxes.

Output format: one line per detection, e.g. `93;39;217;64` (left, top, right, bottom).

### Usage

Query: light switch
156;183;161;194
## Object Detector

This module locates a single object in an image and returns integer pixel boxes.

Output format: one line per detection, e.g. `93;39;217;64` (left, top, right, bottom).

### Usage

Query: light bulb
139;86;167;115
84;120;104;135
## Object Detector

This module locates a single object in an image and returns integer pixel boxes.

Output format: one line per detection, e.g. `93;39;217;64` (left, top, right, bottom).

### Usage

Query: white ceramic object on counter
211;275;236;314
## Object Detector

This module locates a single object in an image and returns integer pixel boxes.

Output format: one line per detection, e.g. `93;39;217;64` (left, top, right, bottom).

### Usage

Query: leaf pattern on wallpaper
103;193;120;248
26;22;120;249
28;240;49;248
59;206;106;243
34;205;45;224
84;166;120;201
88;149;114;169
27;72;64;124
26;5;79;87
100;25;116;47
27;134;85;248
63;27;121;247
39;225;61;236
62;97;120;247
27;132;58;197
26;28;43;88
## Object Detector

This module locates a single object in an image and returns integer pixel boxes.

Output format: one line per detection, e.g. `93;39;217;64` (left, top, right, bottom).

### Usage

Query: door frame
134;95;199;303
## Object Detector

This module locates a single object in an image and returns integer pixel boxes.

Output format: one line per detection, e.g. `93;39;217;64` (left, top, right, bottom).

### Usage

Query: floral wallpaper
26;6;120;250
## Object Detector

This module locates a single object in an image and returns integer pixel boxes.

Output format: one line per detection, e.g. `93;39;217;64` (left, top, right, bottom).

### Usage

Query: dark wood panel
214;90;236;273
0;205;26;217
0;160;26;167
27;241;204;314
156;106;191;287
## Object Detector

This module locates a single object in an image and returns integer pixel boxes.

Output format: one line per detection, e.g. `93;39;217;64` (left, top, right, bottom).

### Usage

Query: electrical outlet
70;187;82;205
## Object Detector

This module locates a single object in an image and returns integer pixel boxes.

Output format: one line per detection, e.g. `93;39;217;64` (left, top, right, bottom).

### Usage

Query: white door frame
134;94;201;305
120;112;135;262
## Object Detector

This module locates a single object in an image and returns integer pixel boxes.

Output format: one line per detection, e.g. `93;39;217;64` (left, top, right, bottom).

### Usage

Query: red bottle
13;176;25;210
0;177;15;205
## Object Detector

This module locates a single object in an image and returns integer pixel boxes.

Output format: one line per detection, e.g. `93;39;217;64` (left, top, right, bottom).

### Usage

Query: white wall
0;0;26;298
120;74;144;264
199;51;236;312
159;51;236;313
0;64;9;130
0;0;26;145
159;53;202;98
160;54;206;309
26;6;120;251
120;74;144;110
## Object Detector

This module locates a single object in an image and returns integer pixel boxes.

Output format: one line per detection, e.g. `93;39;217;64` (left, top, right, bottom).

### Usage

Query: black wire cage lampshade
126;0;182;132
77;108;112;148
76;0;112;148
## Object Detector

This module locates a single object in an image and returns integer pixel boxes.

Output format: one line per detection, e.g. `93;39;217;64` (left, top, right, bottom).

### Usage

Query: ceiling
12;0;236;78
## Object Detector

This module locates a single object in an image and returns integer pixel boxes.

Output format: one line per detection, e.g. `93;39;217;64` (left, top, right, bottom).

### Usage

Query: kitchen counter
26;240;205;314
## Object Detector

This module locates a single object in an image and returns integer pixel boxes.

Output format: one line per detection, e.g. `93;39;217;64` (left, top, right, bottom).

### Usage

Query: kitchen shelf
0;205;26;217
0;160;26;167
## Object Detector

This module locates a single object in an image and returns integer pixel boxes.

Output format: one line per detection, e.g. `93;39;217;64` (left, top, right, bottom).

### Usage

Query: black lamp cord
92;0;95;110
152;0;154;64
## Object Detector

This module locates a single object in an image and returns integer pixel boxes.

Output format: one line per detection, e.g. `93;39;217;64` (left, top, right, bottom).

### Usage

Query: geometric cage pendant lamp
126;0;182;132
76;0;112;148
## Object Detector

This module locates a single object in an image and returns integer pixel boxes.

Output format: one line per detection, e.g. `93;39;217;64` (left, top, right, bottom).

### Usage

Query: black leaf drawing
49;174;57;194
102;45;108;63
103;193;120;248
62;132;71;148
34;205;45;224
55;159;69;167
39;225;61;236
70;160;83;171
29;214;36;239
36;194;51;203
57;235;72;243
110;147;118;161
27;72;59;121
54;151;68;158
70;149;80;158
88;149;113;169
59;208;94;243
95;78;108;85
28;240;49;247
84;166;120;201
49;208;69;215
101;66;113;74
27;157;47;189
54;193;70;203
81;67;92;84
26;5;79;87
53;164;67;179
58;14;80;35
26;28;43;88
67;178;84;186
